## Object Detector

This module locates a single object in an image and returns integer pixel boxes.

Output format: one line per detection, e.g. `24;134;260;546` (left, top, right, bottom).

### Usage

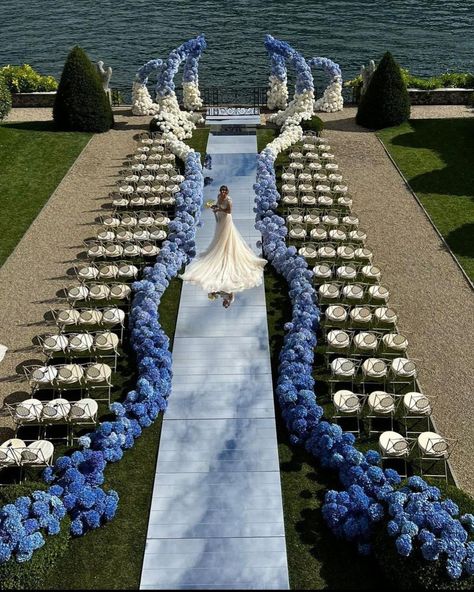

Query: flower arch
308;56;344;112
264;35;314;128
131;34;206;116
132;59;163;116
266;52;288;110
156;34;206;109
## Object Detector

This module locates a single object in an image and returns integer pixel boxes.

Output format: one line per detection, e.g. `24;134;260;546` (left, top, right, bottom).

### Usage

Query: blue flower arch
264;34;314;96
156;34;207;98
307;56;342;79
135;58;163;86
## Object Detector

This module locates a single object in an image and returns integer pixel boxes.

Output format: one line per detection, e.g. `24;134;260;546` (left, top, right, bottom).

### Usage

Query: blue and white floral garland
132;35;206;116
265;35;343;113
255;37;474;581
0;136;204;564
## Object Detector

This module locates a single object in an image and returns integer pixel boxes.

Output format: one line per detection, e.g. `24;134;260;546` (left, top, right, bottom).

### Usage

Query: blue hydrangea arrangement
0;148;203;564
307;56;342;79
156;34;207;98
254;122;474;579
264;35;314;94
0;490;66;563
136;59;163;85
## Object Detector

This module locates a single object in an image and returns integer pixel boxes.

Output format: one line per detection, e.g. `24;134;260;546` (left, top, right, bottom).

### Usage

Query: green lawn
186;126;210;163
0;121;91;267
378;118;474;281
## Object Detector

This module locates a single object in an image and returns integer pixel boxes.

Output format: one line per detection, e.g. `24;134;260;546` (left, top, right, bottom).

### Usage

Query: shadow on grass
387;118;474;198
445;222;474;260
2;120;57;132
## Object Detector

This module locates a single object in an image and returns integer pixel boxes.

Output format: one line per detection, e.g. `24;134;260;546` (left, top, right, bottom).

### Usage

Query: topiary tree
53;46;114;132
356;51;410;129
0;75;12;121
301;115;325;135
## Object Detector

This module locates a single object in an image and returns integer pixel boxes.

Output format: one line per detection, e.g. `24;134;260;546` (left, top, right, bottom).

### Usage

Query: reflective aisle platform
140;130;289;590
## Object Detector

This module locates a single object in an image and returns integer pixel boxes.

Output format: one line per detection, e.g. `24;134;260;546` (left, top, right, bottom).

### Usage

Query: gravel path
0;108;149;437
317;110;474;495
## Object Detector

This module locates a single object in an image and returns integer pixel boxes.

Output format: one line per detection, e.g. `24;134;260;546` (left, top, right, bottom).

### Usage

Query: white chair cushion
403;392;431;415
327;330;350;349
379;431;409;456
368;391;394;413
331;358;356;377
418;432;448;457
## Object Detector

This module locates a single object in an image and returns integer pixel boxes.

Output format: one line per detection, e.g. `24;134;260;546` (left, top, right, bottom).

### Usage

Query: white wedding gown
180;196;267;293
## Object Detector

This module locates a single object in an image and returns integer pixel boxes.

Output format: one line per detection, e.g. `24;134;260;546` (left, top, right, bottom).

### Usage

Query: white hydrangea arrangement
183;81;203;110
267;75;288;110
314;75;344;113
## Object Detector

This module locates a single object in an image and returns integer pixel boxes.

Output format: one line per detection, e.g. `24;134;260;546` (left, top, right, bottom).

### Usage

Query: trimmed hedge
374;483;474;590
53;46;113;133
0;75;12;121
0;484;71;590
356;52;410;129
301;115;324;134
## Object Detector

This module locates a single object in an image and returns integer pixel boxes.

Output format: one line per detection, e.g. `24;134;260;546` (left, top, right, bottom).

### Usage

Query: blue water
3;0;474;94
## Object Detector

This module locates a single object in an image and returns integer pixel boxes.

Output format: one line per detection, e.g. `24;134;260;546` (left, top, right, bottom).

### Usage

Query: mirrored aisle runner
140;130;289;590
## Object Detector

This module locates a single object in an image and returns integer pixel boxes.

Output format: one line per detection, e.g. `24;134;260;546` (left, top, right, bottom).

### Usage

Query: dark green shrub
356;52;410;129
0;64;58;93
300;115;324;135
53;46;114;132
0;483;71;590
373;484;474;590
0;75;12;121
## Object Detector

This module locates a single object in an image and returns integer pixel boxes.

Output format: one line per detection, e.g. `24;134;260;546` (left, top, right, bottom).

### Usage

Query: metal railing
111;84;356;107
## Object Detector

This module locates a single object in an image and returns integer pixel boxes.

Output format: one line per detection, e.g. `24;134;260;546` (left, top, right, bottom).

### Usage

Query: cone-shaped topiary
53;46;113;132
356;52;410;129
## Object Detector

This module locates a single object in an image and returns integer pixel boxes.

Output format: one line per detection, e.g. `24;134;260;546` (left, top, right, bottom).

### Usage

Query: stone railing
407;88;474;105
12;92;56;108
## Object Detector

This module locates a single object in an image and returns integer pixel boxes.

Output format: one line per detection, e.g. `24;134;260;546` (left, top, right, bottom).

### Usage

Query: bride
180;185;267;307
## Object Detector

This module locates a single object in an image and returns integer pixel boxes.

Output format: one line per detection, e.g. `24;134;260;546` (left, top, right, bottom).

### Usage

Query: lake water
3;0;474;97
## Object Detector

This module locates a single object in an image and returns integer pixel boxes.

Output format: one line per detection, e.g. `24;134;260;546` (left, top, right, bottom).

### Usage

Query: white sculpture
360;60;376;95
96;60;112;92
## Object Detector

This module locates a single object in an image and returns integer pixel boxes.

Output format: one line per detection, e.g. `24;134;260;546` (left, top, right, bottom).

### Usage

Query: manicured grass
186;126;210;163
378;118;474;281
0;120;91;267
264;267;389;590
42;278;182;590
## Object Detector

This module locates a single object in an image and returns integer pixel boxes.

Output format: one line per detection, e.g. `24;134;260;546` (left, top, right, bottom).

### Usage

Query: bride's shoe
223;292;235;308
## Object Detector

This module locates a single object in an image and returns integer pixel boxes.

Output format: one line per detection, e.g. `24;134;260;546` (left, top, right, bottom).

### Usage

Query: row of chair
111;193;176;208
100;211;170;228
0;439;54;472
326;329;407;355
8;398;98;443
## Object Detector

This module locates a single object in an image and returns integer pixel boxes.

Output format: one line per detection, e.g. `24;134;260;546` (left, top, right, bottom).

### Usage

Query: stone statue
360;60;376;95
96;60;112;92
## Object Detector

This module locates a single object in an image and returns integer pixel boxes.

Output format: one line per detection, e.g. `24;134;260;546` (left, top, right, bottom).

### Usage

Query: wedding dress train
180;196;267;293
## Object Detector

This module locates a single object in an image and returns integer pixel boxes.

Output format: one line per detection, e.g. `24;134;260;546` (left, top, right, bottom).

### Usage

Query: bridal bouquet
205;200;215;208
